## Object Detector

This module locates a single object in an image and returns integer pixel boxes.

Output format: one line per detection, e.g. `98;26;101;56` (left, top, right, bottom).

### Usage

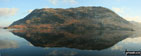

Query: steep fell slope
9;6;133;30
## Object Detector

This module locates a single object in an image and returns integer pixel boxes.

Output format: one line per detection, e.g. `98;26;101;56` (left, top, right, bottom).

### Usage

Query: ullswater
0;29;140;56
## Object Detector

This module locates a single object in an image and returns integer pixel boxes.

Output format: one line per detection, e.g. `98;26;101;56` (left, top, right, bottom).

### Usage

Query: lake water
0;29;140;56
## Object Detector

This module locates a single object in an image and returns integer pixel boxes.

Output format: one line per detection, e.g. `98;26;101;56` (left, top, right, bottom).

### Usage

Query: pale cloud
27;9;33;13
0;39;18;49
48;0;78;5
112;7;141;22
124;16;139;21
49;0;58;5
112;7;124;13
63;0;78;4
122;37;141;44
124;16;141;22
0;8;18;17
111;45;123;50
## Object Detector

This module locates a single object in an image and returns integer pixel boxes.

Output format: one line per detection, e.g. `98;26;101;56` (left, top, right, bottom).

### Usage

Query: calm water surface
0;29;139;56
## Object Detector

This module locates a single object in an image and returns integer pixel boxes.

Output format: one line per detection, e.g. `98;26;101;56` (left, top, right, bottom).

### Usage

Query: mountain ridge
8;6;133;30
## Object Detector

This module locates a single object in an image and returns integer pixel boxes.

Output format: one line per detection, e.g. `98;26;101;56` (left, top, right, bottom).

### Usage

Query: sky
0;0;141;27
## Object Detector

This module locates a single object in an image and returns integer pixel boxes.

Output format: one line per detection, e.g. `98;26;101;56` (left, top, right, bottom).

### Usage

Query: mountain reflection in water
12;29;132;50
0;29;134;56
